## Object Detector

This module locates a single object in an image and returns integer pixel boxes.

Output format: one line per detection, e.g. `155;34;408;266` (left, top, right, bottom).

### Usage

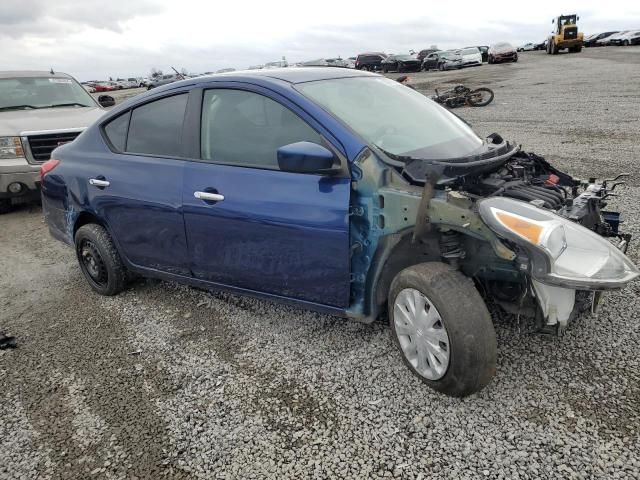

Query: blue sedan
40;68;639;396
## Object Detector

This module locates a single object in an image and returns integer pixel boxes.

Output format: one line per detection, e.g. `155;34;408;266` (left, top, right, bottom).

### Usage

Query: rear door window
126;94;188;157
103;111;130;152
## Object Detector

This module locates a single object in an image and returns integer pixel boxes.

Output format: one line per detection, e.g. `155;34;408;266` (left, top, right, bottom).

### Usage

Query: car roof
192;67;374;85
0;70;73;79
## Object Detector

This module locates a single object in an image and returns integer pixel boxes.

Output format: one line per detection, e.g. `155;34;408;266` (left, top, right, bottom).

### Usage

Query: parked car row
354;42;516;74
584;30;640;47
517;29;640;52
81;77;150;93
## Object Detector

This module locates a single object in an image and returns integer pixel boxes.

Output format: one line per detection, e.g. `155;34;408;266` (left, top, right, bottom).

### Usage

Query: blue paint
41;68;398;317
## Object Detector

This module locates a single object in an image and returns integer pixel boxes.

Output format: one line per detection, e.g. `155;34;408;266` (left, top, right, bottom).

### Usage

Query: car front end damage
347;135;638;335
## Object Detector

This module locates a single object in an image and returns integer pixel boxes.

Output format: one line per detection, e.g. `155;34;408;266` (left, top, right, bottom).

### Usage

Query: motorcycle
432;85;494;108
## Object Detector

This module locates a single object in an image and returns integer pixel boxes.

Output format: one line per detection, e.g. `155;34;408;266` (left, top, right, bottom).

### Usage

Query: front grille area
27;131;81;162
564;27;578;40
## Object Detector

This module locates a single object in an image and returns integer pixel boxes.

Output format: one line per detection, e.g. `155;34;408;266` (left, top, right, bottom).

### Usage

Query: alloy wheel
393;288;450;380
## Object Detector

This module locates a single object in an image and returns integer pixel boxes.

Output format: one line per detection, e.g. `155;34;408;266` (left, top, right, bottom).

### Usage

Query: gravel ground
2;47;640;480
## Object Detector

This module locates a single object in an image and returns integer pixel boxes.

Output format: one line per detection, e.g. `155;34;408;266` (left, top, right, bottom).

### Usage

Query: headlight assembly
478;197;639;289
0;137;24;159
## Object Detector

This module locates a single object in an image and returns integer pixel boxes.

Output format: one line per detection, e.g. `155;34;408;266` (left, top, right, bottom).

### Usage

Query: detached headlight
0;137;25;159
479;197;639;289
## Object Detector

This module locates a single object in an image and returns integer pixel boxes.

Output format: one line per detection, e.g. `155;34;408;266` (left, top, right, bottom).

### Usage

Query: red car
488;42;518;63
94;83;116;92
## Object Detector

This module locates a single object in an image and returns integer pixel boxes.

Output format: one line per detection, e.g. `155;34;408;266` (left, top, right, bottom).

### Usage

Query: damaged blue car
41;68;638;397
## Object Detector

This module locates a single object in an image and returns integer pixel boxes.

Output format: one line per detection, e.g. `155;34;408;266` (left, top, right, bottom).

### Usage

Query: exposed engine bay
358;134;636;335
400;135;630;251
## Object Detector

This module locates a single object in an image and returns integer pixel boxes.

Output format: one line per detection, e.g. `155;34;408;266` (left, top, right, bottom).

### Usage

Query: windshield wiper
0;104;41;111
48;103;91;108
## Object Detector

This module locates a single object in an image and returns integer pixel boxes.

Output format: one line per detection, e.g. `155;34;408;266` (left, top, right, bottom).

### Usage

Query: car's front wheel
75;224;127;296
388;262;497;397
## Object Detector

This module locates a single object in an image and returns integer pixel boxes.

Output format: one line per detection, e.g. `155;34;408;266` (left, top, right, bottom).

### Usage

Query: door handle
194;191;225;202
89;178;110;187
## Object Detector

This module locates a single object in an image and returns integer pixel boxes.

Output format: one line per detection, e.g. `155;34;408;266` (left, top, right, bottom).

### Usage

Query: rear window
462;48;479;55
125;94;188;157
361;55;382;62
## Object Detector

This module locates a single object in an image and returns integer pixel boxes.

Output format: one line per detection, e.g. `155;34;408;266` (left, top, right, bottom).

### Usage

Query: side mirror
98;95;115;108
277;142;340;175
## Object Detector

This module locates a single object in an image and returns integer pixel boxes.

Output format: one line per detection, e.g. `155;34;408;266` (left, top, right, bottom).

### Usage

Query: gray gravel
2;46;640;479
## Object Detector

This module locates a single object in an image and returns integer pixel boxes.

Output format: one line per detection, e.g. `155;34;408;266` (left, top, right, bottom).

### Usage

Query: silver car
0;71;109;213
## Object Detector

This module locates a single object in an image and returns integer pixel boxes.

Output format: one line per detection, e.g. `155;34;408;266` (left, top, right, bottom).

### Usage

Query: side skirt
127;264;352;319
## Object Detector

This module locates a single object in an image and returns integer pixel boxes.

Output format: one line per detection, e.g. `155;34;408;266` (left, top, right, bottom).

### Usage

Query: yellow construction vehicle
547;14;584;54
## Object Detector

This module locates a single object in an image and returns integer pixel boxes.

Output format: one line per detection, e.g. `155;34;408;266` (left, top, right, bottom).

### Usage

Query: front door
182;87;351;307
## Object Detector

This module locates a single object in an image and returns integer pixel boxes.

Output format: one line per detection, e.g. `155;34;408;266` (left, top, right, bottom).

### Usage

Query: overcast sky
3;0;639;80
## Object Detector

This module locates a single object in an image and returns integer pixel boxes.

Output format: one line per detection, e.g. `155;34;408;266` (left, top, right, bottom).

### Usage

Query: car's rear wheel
623;40;629;46
388;262;497;397
75;224;127;296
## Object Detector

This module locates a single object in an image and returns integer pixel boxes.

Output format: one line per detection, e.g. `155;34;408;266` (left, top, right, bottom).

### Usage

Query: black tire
75;224;126;296
488;56;493;64
382;66;388;73
623;40;629;46
0;199;11;215
388;262;497;397
438;63;445;71
467;87;494;107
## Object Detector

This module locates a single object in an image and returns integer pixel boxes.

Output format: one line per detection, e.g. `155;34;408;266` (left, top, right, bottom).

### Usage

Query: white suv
0;71;110;213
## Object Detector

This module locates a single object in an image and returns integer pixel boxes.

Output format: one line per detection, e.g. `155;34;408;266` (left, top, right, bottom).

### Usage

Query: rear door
93;92;190;275
181;86;351;308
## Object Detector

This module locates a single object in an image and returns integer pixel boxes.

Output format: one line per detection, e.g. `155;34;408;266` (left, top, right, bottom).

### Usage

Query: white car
517;43;535;52
457;47;483;68
597;31;629;46
610;30;640;46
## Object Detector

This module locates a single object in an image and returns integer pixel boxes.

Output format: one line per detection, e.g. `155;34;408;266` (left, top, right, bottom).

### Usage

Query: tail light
40;159;60;179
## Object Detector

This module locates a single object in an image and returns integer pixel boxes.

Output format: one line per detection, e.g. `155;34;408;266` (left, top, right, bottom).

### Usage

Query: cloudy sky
3;0;639;80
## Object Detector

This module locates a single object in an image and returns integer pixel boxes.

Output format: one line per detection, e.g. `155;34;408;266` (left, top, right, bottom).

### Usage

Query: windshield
296;76;484;160
461;48;479;55
394;55;416;60
0;77;96;110
441;52;460;59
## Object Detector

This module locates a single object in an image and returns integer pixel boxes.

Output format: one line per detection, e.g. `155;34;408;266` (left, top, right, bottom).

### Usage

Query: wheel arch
72;210;133;269
363;229;441;321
